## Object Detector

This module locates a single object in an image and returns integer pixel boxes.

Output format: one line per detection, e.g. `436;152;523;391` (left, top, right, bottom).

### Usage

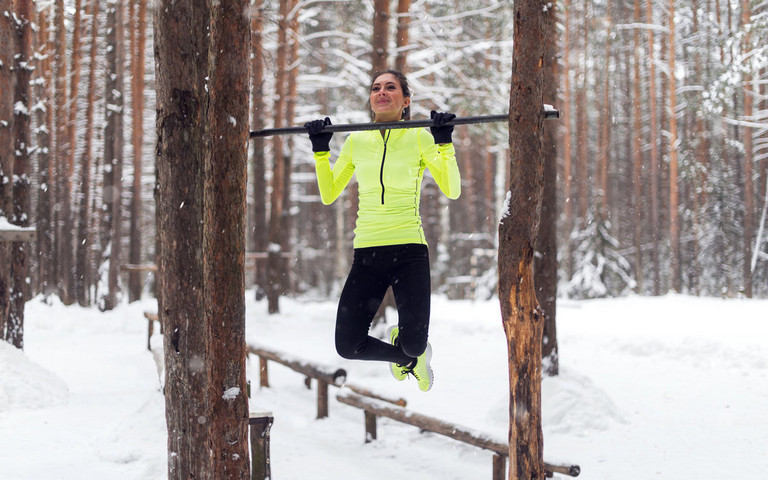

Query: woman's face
370;73;410;122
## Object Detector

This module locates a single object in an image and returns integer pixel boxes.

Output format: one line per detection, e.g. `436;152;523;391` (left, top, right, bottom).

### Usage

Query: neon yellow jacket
314;127;461;248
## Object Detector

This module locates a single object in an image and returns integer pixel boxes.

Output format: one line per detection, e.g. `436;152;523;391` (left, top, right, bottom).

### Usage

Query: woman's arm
314;139;354;205
420;130;461;200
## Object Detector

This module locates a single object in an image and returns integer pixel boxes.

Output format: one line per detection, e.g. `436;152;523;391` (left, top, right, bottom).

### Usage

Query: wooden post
147;317;153;351
364;411;377;443
317;379;329;419
259;357;269;388
249;413;274;480
493;454;506;480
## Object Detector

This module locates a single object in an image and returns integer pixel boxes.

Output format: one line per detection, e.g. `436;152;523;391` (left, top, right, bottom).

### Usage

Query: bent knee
335;338;361;360
397;335;427;359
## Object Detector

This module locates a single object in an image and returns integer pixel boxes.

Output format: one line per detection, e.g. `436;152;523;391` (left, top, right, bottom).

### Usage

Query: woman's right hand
304;117;333;152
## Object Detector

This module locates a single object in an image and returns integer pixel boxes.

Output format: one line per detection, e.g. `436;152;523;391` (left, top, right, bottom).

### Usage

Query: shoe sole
417;343;434;392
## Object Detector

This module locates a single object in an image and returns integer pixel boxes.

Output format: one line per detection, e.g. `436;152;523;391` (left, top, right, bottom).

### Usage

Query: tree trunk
250;0;268;298
0;0;13;344
35;5;54;297
536;0;558;377
560;0;573;280
52;0;67;300
394;0;411;73
101;0;125;310
205;0;251;476
499;0;548;478
597;2;612;221
267;0;290;314
281;0;299;294
372;0;390;73
646;0;661;295
155;0;211;478
667;0;681;293
129;0;148;302
740;0;754;298
576;0;589;225
60;0;83;305
76;0;100;307
7;0;34;349
631;0;644;293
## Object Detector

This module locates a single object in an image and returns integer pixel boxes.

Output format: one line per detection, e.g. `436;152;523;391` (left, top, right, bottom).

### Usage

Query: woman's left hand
429;110;456;144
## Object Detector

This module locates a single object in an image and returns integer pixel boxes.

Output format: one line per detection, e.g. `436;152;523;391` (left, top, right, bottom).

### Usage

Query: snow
1;293;766;479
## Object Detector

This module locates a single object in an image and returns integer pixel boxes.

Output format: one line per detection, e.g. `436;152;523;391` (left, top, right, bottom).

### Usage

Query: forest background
1;0;767;333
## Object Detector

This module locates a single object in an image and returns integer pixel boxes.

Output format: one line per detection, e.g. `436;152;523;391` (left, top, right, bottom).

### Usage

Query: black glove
304;117;333;152
429;110;456;144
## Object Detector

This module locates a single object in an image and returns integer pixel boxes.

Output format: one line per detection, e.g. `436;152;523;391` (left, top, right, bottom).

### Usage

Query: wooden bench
337;392;580;480
248;344;406;419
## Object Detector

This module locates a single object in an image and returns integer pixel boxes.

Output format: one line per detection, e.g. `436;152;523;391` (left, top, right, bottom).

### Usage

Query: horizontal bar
250;107;559;138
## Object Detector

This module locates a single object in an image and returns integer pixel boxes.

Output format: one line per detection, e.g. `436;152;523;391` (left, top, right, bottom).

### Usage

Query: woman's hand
304;117;333;152
429;110;456;145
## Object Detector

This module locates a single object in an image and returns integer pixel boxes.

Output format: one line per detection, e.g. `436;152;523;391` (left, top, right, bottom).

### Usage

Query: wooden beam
0;229;37;242
248;344;347;386
337;392;580;477
121;263;158;272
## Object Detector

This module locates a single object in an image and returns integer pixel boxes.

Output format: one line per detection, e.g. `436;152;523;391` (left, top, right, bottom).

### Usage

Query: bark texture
155;1;211;478
498;0;548;478
205;0;251;477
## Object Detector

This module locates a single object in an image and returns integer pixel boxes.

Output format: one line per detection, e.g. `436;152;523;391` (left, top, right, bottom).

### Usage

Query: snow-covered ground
1;293;766;479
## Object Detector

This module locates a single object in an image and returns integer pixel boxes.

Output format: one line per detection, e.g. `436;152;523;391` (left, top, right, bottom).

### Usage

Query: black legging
335;243;430;366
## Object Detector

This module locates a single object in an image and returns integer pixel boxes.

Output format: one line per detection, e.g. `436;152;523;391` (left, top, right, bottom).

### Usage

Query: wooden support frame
0;228;36;242
249;412;274;480
249;344;346;419
337;392;580;479
248;344;407;419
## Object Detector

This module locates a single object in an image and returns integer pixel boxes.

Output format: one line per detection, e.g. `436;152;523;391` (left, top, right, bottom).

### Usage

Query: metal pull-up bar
249;106;559;138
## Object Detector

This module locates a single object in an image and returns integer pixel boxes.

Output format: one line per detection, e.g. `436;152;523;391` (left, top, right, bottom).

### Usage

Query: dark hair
367;69;411;120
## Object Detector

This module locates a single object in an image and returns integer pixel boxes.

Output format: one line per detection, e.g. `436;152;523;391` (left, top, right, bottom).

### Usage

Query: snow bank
0;342;69;412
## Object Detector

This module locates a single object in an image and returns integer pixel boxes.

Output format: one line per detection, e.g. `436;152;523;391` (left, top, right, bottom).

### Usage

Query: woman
304;70;460;392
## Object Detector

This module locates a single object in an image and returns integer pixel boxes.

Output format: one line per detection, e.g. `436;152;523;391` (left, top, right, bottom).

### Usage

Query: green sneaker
408;343;434;392
387;326;408;381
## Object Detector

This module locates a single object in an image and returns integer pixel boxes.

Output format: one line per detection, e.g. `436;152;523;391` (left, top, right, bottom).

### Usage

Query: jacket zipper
379;130;391;205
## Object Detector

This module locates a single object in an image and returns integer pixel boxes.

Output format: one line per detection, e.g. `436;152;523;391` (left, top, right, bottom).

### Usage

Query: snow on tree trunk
8;0;34;349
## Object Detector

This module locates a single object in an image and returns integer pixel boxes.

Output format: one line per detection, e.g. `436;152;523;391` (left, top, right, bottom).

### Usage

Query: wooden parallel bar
338;392;508;454
342;384;407;407
248;345;347;386
337;392;580;478
248;344;347;419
